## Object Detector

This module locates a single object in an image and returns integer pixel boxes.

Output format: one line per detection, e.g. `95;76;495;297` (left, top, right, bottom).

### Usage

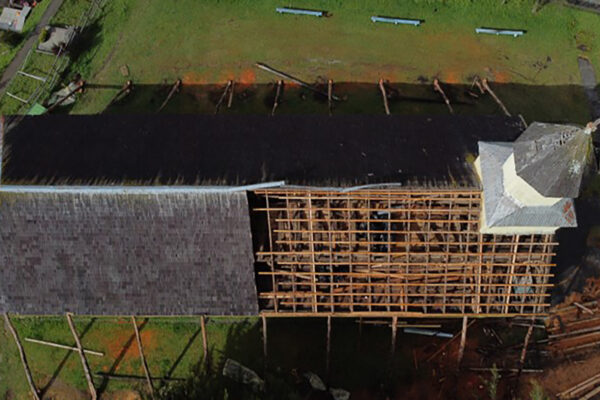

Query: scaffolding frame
254;188;555;317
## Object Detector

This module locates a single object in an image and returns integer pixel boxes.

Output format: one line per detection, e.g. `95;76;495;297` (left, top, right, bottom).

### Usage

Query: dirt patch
103;390;142;400
239;69;256;85
103;327;158;364
42;379;88;400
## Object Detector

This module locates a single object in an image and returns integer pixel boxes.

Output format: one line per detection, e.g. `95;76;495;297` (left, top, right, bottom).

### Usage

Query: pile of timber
557;371;600;399
545;299;600;356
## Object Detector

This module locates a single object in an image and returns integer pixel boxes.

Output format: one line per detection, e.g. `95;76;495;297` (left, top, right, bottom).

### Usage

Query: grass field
44;0;600;116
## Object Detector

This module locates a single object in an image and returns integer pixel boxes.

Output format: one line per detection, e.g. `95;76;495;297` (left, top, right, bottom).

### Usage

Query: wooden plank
24;337;104;356
132;316;154;400
3;313;40;400
66;313;97;400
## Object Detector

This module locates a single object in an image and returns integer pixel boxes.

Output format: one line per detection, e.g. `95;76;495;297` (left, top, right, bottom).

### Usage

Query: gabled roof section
478;141;577;229
513;122;595;198
0;190;258;315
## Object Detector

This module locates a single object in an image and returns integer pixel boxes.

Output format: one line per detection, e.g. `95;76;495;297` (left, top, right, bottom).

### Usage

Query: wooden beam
157;79;181;112
3;313;40;400
66;313;97;400
215;80;233;114
326;315;332;378
24;337;104;356
262;315;268;364
201;315;208;369
433;78;454;114
481;78;511;116
271;80;283;116
132;316;154;400
391;316;398;356
457;316;468;370
517;318;535;379
327;79;333;116
378;79;390;115
255;62;340;100
227;80;235;108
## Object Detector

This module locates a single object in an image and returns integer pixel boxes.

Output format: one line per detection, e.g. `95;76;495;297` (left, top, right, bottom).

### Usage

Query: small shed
0;5;30;32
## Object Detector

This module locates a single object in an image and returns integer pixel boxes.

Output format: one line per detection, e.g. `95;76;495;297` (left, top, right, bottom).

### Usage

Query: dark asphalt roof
1;114;524;187
0;191;258;315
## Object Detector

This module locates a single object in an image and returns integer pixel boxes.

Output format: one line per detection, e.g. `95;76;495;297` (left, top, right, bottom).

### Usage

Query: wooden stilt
326;315;332;378
391;316;398;356
457;316;468;370
327;79;333;116
481;78;511;116
132;316;154;400
358;317;363;352
433;79;454;114
66;313;97;400
215;80;233;114
255;62;340;100
3;313;40;400
262;315;268;363
46;81;85;113
378;79;390;115
157;79;182;112
200;315;208;369
227;80;235;108
271;80;283;116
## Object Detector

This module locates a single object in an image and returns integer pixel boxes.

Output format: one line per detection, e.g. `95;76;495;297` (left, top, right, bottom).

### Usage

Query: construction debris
222;359;265;392
304;371;327;391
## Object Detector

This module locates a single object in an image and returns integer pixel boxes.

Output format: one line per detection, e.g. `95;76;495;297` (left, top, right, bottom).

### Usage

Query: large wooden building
0;115;594;318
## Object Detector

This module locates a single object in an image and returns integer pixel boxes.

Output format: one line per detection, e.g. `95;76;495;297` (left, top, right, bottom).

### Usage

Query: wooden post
326;315;332;378
262;315;268;364
457;316;468;371
3;313;40;400
327;79;333;116
46;81;85;113
157;79;182;112
378;79;390;115
227;80;235;108
358;317;363;352
132;316;154;400
66;313;97;400
200;315;208;369
433;78;454;114
481;78;511;116
255;62;340;100
106;80;133;109
391;316;398;356
271;80;283;116
215;80;233;114
518;318;535;377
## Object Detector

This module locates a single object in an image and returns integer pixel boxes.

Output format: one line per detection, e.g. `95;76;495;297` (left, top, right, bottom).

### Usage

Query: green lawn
47;0;600;116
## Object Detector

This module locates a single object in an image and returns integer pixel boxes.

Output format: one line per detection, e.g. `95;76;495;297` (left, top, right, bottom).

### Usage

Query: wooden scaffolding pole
326;315;332;378
215;80;233;114
518;318;535;377
262;315;268;363
433;78;454;114
201;315;208;369
157;79;182;112
3;313;40;400
271;80;283;116
132;316;155;400
457;316;468;370
66;313;97;400
481;78;511;117
378;79;390;115
327;79;333;116
391;316;398;356
227;80;235;108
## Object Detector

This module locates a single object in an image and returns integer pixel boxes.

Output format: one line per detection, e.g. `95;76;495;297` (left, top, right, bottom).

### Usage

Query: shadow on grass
40;317;97;396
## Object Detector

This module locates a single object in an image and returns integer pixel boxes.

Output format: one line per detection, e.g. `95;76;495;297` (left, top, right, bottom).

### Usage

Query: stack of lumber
546;300;600;355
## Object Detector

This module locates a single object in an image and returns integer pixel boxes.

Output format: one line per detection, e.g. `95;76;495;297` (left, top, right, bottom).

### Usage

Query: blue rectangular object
276;7;325;17
371;16;421;26
476;27;524;37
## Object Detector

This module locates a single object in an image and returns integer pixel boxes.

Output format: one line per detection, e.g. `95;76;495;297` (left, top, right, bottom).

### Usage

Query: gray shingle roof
0;191;258;315
513;122;595;198
478;141;577;228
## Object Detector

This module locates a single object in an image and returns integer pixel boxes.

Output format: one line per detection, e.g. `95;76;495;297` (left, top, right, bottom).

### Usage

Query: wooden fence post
201;315;208;369
66;313;97;400
3;313;40;400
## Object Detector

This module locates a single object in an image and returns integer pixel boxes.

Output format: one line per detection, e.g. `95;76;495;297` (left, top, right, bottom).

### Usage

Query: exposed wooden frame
254;188;555;317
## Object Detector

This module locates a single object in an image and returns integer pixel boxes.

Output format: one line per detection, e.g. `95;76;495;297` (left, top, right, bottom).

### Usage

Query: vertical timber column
504;235;520;314
457;316;468;371
66;313;97;400
391;316;398;356
3;313;40;400
265;194;278;312
308;192;318;312
326;315;332;378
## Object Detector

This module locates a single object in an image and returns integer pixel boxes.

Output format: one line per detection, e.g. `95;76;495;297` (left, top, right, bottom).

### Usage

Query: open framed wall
253;188;556;317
